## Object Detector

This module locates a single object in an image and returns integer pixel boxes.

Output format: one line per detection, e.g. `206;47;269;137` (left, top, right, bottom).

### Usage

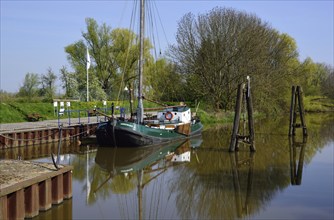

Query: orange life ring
165;111;173;120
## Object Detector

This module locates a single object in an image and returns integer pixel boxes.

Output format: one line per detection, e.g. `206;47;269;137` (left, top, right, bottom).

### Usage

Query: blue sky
1;0;333;93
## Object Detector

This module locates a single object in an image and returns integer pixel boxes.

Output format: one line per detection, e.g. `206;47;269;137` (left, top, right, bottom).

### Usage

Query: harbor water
1;113;333;219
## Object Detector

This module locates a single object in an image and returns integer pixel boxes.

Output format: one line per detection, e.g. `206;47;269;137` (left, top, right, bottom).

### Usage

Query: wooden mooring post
289;136;307;185
229;152;255;217
288;86;307;137
229;77;256;152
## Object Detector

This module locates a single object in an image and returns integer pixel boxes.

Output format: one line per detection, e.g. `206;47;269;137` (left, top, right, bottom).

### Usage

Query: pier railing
56;106;126;127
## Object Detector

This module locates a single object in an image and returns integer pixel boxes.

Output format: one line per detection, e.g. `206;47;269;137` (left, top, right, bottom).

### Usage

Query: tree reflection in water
2;114;332;219
170;114;333;219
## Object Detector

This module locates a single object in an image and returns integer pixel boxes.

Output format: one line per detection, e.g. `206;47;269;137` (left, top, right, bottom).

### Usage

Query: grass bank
1;96;333;124
0;101;127;123
304;96;334;112
0;100;190;123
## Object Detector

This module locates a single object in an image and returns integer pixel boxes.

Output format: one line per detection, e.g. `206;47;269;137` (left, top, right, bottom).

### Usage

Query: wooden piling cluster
0;123;98;149
229;79;256;152
229;152;255;218
0;160;72;219
289;136;307;185
288;86;307;137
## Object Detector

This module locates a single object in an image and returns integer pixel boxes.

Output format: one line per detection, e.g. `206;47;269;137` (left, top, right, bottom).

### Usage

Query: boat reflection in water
93;137;202;219
95;137;201;175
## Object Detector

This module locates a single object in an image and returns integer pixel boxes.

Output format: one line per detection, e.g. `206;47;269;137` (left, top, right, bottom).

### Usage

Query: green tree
111;28;152;101
65;18;153;101
320;64;334;98
145;58;184;102
295;59;332;96
17;73;40;99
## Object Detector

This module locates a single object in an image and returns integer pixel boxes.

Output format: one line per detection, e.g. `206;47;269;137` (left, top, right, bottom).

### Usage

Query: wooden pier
0;117;101;149
0;160;73;219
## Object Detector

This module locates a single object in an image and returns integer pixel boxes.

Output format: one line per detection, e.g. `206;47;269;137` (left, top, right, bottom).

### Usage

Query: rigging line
148;163;158;219
92;172;107;219
116;0;138;102
151;0;162;55
147;0;158;60
155;162;165;219
162;180;173;218
147;162;159;219
127;183;133;220
115;182;127;220
147;1;173;100
153;0;170;51
138;178;145;219
121;177;130;220
117;0;129;28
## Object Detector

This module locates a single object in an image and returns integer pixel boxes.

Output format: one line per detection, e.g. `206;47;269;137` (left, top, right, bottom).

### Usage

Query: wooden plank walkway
0;160;72;219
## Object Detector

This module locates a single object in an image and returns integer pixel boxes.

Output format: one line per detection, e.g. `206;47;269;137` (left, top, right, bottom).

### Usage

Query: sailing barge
95;0;202;147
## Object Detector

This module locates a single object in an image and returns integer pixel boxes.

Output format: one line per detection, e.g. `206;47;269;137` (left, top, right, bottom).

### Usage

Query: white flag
86;47;91;70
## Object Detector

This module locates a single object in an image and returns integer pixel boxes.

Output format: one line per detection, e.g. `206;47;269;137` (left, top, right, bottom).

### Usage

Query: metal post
86;47;90;102
58;112;60;128
56;126;62;166
68;110;71;126
86;68;89;102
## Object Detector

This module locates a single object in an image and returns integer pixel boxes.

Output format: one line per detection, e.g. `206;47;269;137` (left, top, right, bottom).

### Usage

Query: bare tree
40;67;57;100
169;7;299;113
60;66;79;98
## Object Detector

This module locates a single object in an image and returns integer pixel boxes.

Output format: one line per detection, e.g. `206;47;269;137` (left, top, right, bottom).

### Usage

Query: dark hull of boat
95;120;203;147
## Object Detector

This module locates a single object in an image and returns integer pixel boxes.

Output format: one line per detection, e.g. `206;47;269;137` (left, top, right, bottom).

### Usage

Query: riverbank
304;96;334;112
1;96;333;124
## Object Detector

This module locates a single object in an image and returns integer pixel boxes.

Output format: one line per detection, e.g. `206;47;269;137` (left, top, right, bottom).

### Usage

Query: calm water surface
1;114;333;219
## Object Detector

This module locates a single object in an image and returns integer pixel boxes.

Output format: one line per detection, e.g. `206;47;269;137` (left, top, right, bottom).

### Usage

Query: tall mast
137;0;145;124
